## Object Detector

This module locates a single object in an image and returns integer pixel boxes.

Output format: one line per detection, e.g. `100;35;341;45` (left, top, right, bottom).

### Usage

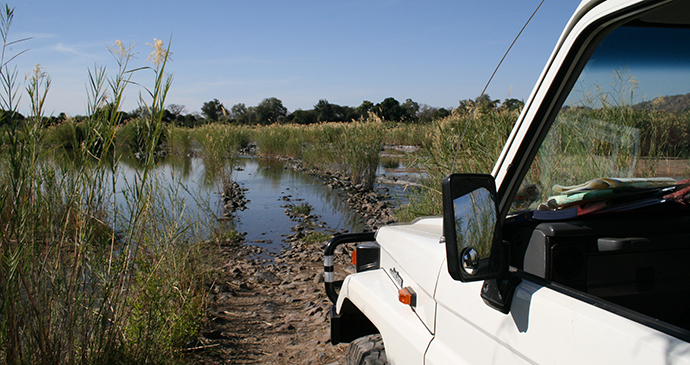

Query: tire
343;334;388;365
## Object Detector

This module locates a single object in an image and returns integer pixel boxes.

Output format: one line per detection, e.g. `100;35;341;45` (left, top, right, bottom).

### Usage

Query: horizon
12;1;580;117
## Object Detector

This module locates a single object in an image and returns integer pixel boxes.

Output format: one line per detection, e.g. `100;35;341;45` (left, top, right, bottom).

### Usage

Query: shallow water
114;154;412;254
225;157;365;253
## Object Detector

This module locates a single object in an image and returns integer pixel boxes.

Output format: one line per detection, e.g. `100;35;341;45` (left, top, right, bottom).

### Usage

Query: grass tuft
0;10;206;363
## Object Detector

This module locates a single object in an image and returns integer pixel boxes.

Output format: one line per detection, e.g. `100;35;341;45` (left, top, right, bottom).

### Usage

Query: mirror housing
442;173;505;282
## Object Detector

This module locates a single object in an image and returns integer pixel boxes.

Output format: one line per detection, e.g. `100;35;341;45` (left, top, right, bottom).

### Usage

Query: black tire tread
343;334;387;365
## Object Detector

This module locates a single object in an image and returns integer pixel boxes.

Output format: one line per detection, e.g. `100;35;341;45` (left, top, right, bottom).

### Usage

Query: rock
202;329;225;339
276;323;295;332
294;273;309;282
307;306;323;316
280;282;297;290
261;301;279;313
251;270;280;285
214;283;231;293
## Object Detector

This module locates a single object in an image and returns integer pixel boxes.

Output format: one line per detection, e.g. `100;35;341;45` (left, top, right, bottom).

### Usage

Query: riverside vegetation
0;6;208;363
3;3;690;363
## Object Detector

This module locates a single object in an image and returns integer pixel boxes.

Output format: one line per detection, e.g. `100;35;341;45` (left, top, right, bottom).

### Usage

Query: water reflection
112;153;369;253
229;157;366;252
54;149;411;254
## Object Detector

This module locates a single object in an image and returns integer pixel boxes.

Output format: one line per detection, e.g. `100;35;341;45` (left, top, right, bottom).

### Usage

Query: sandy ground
186;238;355;365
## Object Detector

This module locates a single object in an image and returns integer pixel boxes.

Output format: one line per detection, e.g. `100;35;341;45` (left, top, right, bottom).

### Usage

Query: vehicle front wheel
343;334;387;365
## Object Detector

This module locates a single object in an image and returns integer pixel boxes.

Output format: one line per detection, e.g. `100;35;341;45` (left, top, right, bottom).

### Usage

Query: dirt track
187;158;401;364
187;237;353;364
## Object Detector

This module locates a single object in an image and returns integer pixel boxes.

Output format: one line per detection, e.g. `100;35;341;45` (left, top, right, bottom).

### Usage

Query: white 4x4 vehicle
324;0;690;363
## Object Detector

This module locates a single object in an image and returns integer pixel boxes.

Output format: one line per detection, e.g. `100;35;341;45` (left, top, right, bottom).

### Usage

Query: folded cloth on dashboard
553;177;676;194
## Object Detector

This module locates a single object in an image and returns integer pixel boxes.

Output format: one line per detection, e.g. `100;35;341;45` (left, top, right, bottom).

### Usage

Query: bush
0;14;204;363
399;110;517;219
116;117;169;153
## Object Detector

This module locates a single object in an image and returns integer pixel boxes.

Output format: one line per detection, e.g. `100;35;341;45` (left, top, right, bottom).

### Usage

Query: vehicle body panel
375;217;445;333
336;269;433;364
428;272;690;364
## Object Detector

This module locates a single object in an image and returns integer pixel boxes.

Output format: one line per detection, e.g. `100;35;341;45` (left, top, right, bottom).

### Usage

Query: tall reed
339;118;384;189
519;106;690;208
192;124;252;190
0;8;204;362
397;110;517;221
381;122;429;146
253;123;303;158
252;116;384;190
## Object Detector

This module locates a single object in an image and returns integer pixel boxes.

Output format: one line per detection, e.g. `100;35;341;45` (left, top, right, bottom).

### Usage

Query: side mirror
442;173;505;282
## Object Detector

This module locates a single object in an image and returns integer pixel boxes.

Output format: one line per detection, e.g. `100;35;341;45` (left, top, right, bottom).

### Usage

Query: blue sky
11;0;580;117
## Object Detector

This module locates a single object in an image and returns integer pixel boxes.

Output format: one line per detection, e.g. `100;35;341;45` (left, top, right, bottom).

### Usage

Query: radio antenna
451;0;546;172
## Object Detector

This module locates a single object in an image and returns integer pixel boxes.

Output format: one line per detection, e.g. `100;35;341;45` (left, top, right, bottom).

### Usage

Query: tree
255;97;287;125
201;99;224;122
457;94;500;115
356;100;374;120
167;103;186;117
45;112;67;126
373;97;403;121
475;93;499;111
287;109;318;125
341;105;359;122
501;98;524;112
230;103;247;119
401;98;420;122
228;103;255;124
133;105;172;124
314;99;350;122
130;106;151;119
417;104;450;123
314;99;336;122
179;114;199;128
433;107;451;120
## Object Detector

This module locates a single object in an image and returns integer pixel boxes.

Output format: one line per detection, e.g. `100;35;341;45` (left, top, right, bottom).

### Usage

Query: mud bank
188;218;356;364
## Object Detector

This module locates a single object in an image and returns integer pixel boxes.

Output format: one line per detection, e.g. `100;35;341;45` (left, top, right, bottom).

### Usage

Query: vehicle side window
511;25;690;214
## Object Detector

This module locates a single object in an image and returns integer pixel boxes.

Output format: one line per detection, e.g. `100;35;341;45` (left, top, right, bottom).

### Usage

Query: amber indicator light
398;286;417;307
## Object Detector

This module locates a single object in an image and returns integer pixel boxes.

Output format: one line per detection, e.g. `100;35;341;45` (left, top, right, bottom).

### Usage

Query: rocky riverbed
188;157;407;364
188;207;363;364
277;156;411;230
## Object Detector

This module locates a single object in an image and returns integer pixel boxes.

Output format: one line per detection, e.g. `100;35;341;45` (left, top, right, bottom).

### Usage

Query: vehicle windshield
511;22;690;215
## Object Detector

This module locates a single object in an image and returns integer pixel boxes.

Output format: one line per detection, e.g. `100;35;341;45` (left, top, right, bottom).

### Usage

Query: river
113;153;414;254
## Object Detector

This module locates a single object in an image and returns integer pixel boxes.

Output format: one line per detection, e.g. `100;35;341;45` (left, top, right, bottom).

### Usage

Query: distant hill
635;93;690;113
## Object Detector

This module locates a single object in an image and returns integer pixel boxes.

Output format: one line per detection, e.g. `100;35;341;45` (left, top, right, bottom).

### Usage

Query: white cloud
52;42;102;59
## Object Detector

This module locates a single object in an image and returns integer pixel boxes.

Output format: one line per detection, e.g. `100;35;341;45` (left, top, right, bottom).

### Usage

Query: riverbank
187;150;419;364
188;205;357;364
259;152;420;231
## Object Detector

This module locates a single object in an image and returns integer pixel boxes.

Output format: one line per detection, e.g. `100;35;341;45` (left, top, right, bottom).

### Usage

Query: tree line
198;95;524;127
1;94;524;128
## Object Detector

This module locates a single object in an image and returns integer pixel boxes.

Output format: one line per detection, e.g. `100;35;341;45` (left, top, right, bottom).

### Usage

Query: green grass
0;9;206;363
115;117;169;153
517;106;690;209
251;116;385;190
397;110;517;219
214;229;245;245
290;202;313;216
303;231;331;244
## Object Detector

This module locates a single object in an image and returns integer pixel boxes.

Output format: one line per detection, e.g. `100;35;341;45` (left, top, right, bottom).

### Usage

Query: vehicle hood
375;217;446;299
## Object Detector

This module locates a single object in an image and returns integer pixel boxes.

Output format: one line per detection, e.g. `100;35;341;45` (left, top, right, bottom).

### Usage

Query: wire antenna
451;0;546;173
